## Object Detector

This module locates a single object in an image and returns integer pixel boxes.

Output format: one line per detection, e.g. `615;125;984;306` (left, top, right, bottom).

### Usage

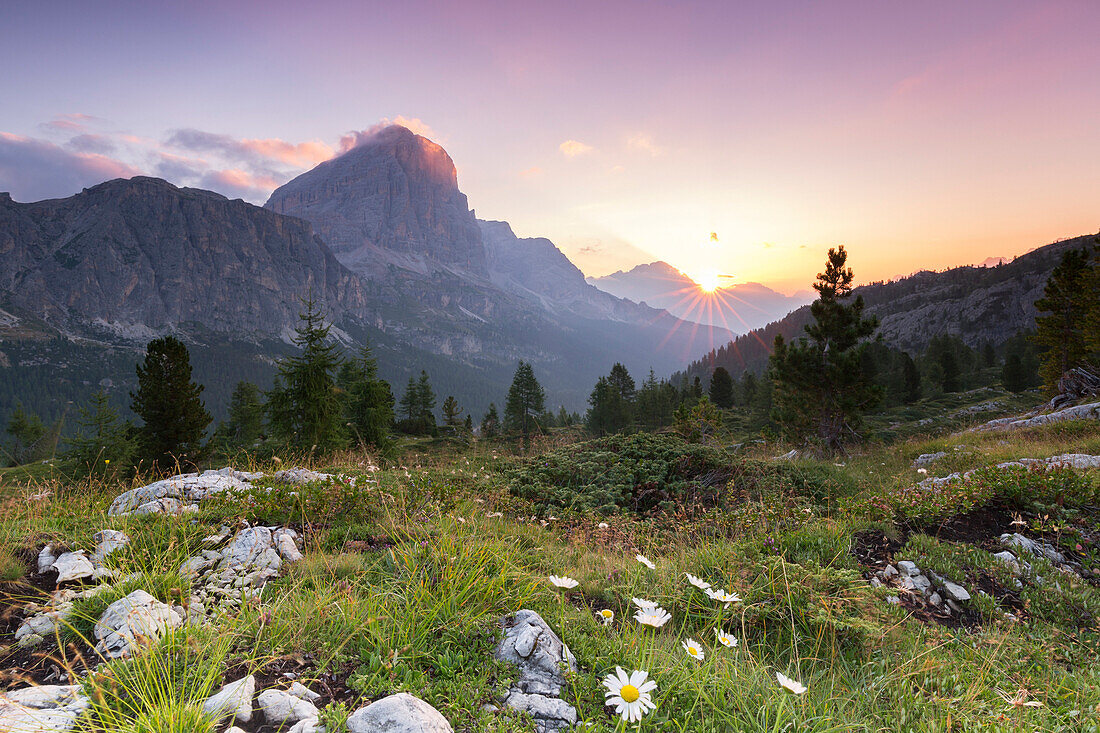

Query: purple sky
2;0;1098;291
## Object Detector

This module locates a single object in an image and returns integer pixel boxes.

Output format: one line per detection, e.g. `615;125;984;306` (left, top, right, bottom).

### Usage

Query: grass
2;413;1100;732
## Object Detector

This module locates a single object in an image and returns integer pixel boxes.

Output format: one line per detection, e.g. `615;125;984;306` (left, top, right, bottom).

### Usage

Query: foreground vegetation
3;410;1099;732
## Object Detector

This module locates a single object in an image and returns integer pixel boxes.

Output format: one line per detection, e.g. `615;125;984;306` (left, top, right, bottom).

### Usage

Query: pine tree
463;414;473;432
1002;352;1029;393
338;343;394;449
1034;247;1093;390
768;246;880;453
224;381;265;446
4;402;46;466
67;391;133;475
266;295;345;452
131;336;211;469
900;353;921;404
416;371;437;424
441;395;462;426
480;403;501;438
505;361;545;442
399;377;420;422
708;367;735;409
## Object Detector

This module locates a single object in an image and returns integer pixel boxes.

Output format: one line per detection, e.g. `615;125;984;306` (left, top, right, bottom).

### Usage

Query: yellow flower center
601;610;612;617
620;684;640;703
689;646;698;655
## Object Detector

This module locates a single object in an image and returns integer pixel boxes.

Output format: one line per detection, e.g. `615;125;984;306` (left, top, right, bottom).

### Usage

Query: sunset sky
2;0;1098;293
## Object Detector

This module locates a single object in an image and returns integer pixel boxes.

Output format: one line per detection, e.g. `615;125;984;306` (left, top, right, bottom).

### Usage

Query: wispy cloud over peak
559;139;593;158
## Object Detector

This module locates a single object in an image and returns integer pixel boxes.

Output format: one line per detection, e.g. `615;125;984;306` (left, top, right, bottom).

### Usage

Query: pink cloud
559;139;593;157
0;131;138;202
338;116;442;152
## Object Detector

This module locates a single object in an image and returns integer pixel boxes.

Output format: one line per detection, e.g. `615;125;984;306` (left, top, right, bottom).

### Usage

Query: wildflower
487;511;503;518
715;629;738;647
685;573;711;591
635;554;656;570
549;575;579;589
632;597;658;609
634;607;672;628
598;522;609;529
916;467;928;475
598;608;615;625
682;638;704;661
706;588;741;607
603;667;657;723
777;672;807;694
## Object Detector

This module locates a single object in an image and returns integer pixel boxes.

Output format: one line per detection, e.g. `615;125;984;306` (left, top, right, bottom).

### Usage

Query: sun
695;269;721;293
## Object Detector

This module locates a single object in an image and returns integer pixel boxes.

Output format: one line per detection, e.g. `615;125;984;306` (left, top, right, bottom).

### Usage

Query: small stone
882;564;898;579
940;580;971;603
52;551;95;584
929;592;943;606
203;675;255;723
258;689;319;725
886;596;900;605
288;682;321;703
91;530;130;563
37;544;57;574
897;561;920;577
869;577;882;588
911;574;932;594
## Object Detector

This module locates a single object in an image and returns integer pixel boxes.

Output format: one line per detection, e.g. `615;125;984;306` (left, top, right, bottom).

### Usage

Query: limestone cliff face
0;177;365;336
265;125;487;277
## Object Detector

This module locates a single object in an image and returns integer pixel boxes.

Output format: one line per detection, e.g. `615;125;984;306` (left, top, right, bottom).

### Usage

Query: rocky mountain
0;126;732;428
0;178;364;339
676;233;1098;383
589;261;812;333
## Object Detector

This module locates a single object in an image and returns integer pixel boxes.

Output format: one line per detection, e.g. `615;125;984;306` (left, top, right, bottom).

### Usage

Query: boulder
221;527;282;573
93;590;183;658
494;610;578;732
37;544;57;574
913;452;946;468
203;675;255;723
0;684;89;732
499;691;577;732
346;693;452;733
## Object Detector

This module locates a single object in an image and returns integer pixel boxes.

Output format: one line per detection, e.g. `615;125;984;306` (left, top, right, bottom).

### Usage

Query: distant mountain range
676;233;1097;384
588;261;812;333
0;125;731;427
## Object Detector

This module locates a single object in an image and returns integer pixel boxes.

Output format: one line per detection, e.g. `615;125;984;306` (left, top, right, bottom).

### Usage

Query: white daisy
777;671;807;694
548;575;579;589
634;607;672;628
714;628;738;647
598;608;615;625
598;522;610;529
682;638;705;661
632;597;658;609
706;588;741;607
685;573;712;591
602;666;657;723
635;554;656;570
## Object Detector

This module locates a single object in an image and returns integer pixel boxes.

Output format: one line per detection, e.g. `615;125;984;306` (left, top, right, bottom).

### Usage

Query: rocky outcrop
971;402;1100;432
494;610;578;732
0;685;89;732
346;693;452;733
93;590;184;658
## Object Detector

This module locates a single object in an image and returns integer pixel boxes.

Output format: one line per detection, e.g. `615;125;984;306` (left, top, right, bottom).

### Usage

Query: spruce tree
768;246;880;453
1034;247;1094;390
480;403;501;438
131;336;211;470
67;391;133;475
415;371;437;425
224;381;265;446
399;377;420;422
505;361;545;442
338;343;394;449
1002;352;1029;393
5;403;46;466
441;395;462;426
708;367;735;409
900;353;921;404
266;295;345;452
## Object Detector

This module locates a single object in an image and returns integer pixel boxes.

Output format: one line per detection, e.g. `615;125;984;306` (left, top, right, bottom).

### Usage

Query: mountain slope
676;233;1098;383
589;261;812;333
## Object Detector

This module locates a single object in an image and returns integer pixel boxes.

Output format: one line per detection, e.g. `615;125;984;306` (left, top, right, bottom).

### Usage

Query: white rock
288;682;321;702
896;561;920;577
203;675;255;723
346;693;452;733
221;527;282;572
37;544;57;574
91;530;130;563
51;551;94;584
941;580;971;603
93;590;183;658
276;532;304;563
0;684;89;733
258;689;319;725
288;719;325;733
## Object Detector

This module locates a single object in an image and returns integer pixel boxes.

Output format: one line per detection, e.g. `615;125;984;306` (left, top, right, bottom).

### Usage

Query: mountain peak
265;124;484;275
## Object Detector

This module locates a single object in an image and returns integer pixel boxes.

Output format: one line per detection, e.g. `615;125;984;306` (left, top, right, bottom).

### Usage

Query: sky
1;0;1098;293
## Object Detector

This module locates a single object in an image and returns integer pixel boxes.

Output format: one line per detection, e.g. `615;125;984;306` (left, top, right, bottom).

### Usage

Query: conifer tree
708;366;735;409
223;381;265;446
131;336;211;469
1002;352;1029;393
399;377;420;422
768;246;880;453
1034;247;1094;390
441;395;462;426
900;353;921;404
67;391;132;474
480;403;501;438
416;371;437;424
266;295;345;452
4;403;46;466
338;343;394;448
463;414;473;432
505;361;545;442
